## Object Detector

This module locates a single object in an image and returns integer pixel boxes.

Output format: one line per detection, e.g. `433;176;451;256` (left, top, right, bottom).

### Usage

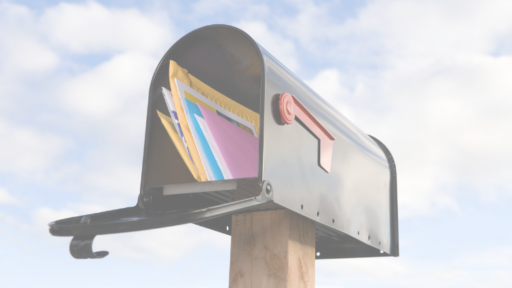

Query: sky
0;0;511;287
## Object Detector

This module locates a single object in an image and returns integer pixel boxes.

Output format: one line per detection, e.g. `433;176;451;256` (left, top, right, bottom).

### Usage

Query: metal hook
69;235;109;259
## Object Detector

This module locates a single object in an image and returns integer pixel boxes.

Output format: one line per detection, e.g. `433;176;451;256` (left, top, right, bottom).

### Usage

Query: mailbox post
229;210;316;287
49;24;398;286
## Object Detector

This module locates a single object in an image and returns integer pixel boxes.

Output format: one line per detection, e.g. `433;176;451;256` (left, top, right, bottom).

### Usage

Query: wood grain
229;210;315;288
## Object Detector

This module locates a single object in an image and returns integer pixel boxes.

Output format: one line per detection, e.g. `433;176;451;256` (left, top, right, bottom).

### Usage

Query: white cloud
278;0;336;52
192;0;240;17
0;2;59;108
306;68;356;122
469;246;512;266
52;51;155;200
58;51;155;117
0;120;70;174
318;257;408;282
296;0;512;216
236;21;300;71
0;1;171;201
79;162;141;198
282;0;512;62
364;54;512;216
350;0;512;58
0;187;20;205
0;3;59;75
40;1;172;54
316;246;512;287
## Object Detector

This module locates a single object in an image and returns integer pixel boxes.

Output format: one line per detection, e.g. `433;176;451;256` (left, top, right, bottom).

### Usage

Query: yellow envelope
157;110;200;181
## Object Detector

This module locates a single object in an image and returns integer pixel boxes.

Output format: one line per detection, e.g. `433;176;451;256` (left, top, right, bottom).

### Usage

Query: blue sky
1;0;511;287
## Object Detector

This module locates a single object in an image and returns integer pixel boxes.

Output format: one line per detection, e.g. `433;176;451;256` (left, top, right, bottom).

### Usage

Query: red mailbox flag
278;92;335;173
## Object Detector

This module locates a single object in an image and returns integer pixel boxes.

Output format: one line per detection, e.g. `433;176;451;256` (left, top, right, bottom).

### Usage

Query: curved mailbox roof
49;24;398;260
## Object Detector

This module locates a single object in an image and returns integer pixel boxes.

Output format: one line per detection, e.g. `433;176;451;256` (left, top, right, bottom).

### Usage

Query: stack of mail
157;61;259;182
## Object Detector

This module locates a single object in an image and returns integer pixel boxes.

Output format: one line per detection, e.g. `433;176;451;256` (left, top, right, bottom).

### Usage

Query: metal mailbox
49;24;398;260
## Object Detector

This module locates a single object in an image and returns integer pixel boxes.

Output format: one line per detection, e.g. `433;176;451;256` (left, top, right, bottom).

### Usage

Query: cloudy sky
1;0;511;287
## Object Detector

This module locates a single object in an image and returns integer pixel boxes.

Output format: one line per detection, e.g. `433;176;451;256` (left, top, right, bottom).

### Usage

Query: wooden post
229;210;316;288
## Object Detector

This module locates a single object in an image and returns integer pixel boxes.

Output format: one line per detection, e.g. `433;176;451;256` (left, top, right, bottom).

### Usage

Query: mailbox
49;24;398;260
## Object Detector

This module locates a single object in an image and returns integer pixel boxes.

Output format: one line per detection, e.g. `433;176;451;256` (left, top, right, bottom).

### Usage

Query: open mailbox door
49;24;398;260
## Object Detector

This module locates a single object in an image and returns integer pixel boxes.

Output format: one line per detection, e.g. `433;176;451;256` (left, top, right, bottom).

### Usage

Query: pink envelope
198;104;259;179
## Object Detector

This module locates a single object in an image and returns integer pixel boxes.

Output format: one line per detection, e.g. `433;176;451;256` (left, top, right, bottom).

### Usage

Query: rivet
265;184;272;196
